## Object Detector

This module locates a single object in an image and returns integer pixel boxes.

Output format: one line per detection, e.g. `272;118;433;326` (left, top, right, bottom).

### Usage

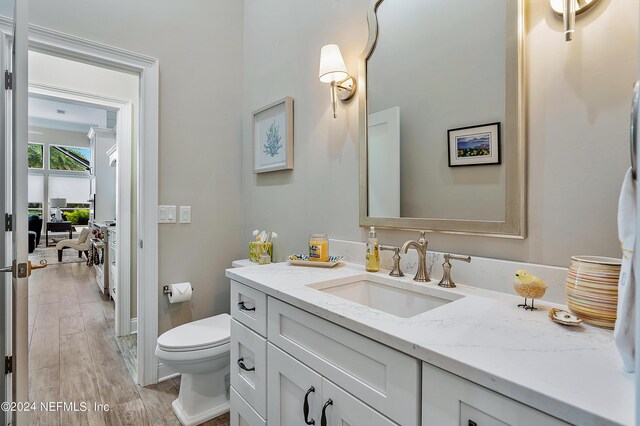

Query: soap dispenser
366;226;380;272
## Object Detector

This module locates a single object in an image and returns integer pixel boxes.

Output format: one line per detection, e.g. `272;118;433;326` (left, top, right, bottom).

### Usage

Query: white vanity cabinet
422;364;569;426
229;280;420;426
268;343;397;426
229;279;577;426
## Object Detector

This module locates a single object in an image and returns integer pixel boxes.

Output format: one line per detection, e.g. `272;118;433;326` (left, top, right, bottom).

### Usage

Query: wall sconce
318;44;357;118
550;0;600;42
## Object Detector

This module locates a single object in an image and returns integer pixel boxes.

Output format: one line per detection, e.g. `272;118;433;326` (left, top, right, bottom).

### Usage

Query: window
28;202;42;217
28;143;43;169
49;145;91;171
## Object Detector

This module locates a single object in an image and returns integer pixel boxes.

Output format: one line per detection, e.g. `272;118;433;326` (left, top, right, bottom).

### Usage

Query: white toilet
155;313;231;426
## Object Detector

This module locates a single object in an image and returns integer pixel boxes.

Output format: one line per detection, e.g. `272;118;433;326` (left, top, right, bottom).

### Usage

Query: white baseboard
157;361;179;383
130;318;138;334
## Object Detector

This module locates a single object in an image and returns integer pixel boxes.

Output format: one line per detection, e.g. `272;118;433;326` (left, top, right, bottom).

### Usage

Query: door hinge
4;213;11;231
4;71;12;90
4;356;12;374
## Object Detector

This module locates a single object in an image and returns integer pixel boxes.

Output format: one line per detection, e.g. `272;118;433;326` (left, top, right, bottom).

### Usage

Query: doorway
0;17;160;424
26;49;142;393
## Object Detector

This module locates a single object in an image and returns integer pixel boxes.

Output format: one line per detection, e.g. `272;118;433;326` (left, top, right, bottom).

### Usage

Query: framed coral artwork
253;97;294;173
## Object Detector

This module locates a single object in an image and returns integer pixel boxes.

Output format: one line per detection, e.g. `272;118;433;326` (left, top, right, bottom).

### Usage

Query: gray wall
367;0;506;220
15;0;245;334
242;0;637;268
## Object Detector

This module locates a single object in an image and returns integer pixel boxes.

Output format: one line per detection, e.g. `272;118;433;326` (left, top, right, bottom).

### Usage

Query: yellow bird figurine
513;269;547;311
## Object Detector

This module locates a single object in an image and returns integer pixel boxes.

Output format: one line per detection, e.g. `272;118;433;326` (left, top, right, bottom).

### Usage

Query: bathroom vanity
226;262;631;426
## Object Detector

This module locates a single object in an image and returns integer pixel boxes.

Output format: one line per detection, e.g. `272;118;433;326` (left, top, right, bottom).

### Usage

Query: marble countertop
226;261;633;426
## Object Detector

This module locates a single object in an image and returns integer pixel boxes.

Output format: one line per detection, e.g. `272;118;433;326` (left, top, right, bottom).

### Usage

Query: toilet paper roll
168;282;193;304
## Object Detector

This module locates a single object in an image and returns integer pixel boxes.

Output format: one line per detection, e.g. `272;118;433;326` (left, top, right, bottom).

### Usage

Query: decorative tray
287;254;344;268
548;308;584;326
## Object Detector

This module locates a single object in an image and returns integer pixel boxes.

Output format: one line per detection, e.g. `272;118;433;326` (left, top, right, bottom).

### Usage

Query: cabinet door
322;379;398;426
230;388;266;426
423;363;569;426
267;343;323;426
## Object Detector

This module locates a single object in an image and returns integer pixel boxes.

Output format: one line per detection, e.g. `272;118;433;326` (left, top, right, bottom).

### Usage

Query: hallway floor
28;261;230;426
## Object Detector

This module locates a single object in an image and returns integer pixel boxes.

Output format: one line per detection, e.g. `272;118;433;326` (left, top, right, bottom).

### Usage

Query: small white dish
548;308;583;326
288;254;344;268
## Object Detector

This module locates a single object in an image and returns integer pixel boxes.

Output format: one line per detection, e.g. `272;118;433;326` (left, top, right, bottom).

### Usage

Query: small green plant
65;209;90;225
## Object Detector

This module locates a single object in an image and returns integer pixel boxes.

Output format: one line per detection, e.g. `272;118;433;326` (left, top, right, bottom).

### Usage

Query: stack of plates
566;256;621;329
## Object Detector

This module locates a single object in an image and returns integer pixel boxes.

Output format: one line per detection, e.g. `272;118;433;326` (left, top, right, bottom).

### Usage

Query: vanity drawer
230;388;266;426
268;297;420;426
230;281;267;336
230;319;267;418
422;363;569;426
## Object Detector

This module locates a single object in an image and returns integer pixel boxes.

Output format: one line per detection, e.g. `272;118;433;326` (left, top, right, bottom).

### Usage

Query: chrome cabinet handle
303;386;315;425
631;80;639;179
238;301;255;311
320;399;333;426
236;357;255;372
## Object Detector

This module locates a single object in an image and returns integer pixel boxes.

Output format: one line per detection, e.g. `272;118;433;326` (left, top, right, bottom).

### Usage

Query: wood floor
28;261;230;426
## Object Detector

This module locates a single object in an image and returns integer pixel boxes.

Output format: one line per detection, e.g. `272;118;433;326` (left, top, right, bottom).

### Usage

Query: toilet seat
157;313;231;352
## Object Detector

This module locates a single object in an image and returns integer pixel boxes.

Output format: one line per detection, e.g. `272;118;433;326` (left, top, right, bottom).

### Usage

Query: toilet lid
157;314;231;352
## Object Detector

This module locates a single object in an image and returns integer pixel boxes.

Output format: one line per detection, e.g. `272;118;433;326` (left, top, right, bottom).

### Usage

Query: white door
0;1;30;425
266;343;322;426
368;107;400;217
321;379;398;426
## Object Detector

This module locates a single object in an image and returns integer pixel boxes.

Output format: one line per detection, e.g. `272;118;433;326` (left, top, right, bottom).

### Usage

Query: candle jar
309;234;329;262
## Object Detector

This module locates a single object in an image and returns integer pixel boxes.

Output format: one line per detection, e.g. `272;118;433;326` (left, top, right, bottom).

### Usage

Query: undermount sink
307;275;464;318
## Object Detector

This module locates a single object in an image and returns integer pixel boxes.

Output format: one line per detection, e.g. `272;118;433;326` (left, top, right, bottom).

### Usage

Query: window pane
28;173;44;204
28;144;43;169
49;145;91;171
49;175;90;204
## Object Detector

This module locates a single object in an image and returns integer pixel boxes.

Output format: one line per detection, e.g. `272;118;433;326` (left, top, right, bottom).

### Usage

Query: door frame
28;82;134;339
0;29;11;426
0;17;160;386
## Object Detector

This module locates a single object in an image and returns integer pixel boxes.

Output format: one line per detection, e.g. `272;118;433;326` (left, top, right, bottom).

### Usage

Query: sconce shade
50;198;67;208
319;44;348;83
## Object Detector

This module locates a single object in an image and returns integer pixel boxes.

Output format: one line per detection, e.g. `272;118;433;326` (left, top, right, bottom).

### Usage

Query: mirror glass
361;0;525;236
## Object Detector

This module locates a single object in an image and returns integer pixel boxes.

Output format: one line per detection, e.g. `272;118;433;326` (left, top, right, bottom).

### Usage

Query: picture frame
447;122;501;167
253;97;294;173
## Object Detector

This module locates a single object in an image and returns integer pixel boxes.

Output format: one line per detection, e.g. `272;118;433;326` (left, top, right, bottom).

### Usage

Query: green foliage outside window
28;144;43;169
49;146;91;171
65;209;90;225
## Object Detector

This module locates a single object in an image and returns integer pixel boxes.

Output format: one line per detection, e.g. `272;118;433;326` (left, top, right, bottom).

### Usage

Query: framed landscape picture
253;97;294;173
447;122;501;167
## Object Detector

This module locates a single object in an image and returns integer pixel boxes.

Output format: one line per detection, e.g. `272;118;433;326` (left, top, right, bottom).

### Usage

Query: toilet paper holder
163;284;194;297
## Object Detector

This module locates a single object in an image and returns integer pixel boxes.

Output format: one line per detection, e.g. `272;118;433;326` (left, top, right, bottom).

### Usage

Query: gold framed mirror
359;0;526;238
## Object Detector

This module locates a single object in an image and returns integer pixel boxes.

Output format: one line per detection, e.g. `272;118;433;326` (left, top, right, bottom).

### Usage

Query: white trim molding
157;361;179;383
130;317;138;334
0;16;160;386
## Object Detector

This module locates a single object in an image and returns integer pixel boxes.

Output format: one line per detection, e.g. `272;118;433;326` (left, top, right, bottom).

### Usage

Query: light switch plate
179;206;191;224
158;205;177;224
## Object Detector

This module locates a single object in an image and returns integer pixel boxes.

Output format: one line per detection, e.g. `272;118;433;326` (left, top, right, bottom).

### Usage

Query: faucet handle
445;253;471;264
380;245;400;254
380;245;404;277
419;230;428;241
438;254;471;288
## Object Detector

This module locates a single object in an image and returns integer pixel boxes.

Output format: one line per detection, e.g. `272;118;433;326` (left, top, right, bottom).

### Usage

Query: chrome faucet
401;231;430;282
